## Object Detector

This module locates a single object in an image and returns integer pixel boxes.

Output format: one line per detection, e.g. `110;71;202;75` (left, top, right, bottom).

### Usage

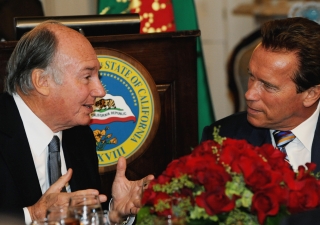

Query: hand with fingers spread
109;156;154;224
27;168;107;221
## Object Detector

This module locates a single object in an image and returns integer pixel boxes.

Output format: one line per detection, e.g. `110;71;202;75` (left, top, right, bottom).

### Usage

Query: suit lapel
311;113;320;173
242;121;272;147
0;93;42;206
62;129;80;192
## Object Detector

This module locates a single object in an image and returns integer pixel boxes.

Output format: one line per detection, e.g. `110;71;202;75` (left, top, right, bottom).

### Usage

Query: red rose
257;144;292;172
184;153;218;178
220;138;261;173
285;164;318;191
157;174;172;185
239;156;282;191
192;140;220;156
142;180;159;205
195;190;235;215
164;156;189;178
251;187;284;224
286;165;320;213
142;186;157;205
193;162;231;192
287;179;320;213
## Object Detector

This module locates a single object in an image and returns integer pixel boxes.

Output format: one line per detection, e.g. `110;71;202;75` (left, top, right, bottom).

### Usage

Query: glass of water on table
69;194;109;225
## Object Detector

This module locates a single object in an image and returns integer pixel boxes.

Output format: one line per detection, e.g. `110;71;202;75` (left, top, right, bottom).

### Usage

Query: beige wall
40;0;97;16
195;0;256;120
40;0;257;121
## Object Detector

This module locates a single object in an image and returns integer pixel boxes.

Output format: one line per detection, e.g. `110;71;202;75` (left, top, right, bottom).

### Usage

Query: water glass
69;194;105;225
29;219;60;225
46;205;80;225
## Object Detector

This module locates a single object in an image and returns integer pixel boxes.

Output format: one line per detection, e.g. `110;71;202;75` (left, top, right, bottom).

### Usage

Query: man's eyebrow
260;78;277;88
247;69;278;89
80;66;96;72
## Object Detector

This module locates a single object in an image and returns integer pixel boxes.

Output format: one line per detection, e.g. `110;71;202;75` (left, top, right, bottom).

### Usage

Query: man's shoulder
63;125;94;137
214;111;248;127
201;111;261;142
207;111;250;133
0;92;13;104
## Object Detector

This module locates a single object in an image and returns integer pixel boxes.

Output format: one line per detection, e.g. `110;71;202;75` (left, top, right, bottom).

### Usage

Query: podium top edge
87;30;201;42
0;30;201;48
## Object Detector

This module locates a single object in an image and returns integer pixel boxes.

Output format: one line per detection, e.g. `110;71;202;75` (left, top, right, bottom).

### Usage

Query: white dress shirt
270;102;320;171
13;94;68;224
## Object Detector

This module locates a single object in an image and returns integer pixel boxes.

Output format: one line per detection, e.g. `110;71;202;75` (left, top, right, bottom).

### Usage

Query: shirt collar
291;101;320;152
13;93;62;156
270;101;320;152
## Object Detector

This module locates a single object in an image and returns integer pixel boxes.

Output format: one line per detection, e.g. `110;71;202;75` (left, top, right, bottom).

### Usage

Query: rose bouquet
137;127;320;225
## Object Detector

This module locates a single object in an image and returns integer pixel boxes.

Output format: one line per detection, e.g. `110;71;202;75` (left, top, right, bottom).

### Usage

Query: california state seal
90;48;160;172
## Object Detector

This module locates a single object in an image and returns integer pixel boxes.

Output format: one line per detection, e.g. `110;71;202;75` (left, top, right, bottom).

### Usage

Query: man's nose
92;80;106;97
245;82;259;101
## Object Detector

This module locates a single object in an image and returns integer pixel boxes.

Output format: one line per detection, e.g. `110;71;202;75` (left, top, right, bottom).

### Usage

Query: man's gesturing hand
110;156;154;224
27;169;107;221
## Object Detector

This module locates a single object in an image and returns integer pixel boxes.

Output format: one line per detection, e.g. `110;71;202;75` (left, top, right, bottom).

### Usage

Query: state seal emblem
90;48;160;172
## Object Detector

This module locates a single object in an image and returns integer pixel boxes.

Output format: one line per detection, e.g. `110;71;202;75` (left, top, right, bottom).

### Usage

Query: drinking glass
46;205;80;225
29;219;60;225
69;194;105;225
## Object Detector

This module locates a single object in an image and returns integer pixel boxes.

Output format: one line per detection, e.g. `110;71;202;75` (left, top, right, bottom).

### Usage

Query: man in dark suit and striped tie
201;17;320;224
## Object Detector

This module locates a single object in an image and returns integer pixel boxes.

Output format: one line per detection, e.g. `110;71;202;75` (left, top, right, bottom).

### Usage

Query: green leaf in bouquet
213;126;226;145
189;205;218;221
154;174;195;194
225;174;246;197
136;206;156;225
155;199;171;212
224;209;259;225
238;189;253;208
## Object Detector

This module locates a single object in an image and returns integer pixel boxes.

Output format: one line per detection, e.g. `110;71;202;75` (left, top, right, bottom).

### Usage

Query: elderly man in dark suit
0;21;153;224
202;17;320;224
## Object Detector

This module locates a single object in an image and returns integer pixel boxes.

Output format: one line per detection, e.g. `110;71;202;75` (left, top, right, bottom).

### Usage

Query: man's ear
303;85;320;107
31;69;50;95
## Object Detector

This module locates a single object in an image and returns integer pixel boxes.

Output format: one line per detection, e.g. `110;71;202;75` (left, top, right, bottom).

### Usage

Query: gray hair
5;21;63;95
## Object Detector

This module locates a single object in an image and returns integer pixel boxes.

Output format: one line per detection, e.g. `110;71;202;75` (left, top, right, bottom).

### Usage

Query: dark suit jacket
201;111;320;225
201;111;320;173
0;92;101;221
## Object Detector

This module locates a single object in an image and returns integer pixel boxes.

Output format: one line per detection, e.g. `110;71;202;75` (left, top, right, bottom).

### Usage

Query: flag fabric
97;0;215;141
129;0;176;33
171;0;215;141
97;0;130;14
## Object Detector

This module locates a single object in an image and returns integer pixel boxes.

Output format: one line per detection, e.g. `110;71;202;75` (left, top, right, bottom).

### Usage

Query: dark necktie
48;135;62;186
273;130;296;162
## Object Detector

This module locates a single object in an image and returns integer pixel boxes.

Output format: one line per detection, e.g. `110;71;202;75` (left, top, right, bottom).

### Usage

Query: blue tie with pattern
273;130;296;162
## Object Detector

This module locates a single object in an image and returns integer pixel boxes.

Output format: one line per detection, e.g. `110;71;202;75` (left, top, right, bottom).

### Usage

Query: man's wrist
108;198;135;225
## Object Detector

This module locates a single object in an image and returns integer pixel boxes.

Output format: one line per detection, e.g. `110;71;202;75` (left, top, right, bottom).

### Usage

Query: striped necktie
48;135;62;186
48;136;67;192
273;130;296;162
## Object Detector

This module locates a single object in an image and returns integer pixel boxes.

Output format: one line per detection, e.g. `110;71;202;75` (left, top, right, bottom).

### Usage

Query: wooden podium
0;30;200;198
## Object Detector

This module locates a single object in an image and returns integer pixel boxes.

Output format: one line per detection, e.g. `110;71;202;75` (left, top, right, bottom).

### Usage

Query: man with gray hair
0;21;153;224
